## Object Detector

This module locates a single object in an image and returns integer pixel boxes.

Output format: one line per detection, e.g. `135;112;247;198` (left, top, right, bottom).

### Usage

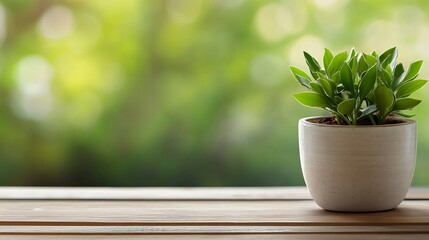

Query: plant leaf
379;67;392;87
309;70;319;80
303;51;321;72
294;75;311;89
323;48;333;72
340;63;354;94
294;92;330;109
327;51;348;77
337;98;356;115
331;71;340;84
363;53;377;67
357;54;368;76
290;66;312;88
358;64;376;99
392;111;415;118
393;98;422;110
315;71;326;79
403;60;423;83
319;78;334;98
391;63;405;89
349;55;358;78
366;91;375;104
290;66;312;80
358;105;377;121
396;80;428;98
384;63;393;78
348;47;356;61
379;47;397;69
334;96;343;104
374;85;395;119
309;82;326;96
379;53;391;69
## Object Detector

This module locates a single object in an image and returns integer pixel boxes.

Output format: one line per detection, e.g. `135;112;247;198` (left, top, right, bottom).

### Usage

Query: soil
308;116;405;125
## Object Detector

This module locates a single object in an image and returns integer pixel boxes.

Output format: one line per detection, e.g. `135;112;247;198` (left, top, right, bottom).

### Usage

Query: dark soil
308;116;405;125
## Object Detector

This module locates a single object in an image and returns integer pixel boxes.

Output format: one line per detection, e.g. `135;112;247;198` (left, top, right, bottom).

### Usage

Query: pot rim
300;116;416;128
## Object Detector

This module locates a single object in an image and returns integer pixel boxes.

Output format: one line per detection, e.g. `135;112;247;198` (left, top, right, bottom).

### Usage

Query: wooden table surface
0;187;428;239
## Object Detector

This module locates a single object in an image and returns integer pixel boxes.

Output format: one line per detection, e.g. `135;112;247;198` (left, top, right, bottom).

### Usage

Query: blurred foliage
0;0;428;186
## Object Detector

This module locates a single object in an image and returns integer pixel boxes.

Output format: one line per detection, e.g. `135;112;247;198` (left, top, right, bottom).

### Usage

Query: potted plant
290;47;427;212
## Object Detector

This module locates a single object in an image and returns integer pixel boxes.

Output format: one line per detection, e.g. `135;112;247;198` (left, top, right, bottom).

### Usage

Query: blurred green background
0;0;428;186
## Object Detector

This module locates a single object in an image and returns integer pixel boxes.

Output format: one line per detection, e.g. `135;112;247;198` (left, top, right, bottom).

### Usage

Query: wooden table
0;187;428;239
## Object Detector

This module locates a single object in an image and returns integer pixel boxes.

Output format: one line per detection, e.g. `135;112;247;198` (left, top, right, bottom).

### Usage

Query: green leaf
396;80;428;98
379;54;391;69
358;105;377;121
290;66;312;88
391;63;405;89
309;70;319;80
384;62;393;77
303;51;321;72
358;64;376;99
379;47;397;69
348;47;356;61
393;98;422;111
357;54;369;76
296;75;310;88
319;78;334;97
323;48;333;72
290;66;312;80
294;92;330;109
327;51;348;77
349;55;358;78
315;71;326;79
331;71;340;84
337;98;356;115
366;91;375;104
334;96;343;104
363;53;377;67
403;60;423;82
392;111;415;118
374;85;395;119
309;82;326;96
379;67;392;87
340;63;354;94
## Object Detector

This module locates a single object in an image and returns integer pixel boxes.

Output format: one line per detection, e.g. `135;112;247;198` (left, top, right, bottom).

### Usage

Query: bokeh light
0;0;428;186
13;55;54;120
38;5;74;40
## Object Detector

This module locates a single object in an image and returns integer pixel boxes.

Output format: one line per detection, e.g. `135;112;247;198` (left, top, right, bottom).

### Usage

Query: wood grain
0;225;429;234
0;187;427;238
0;187;425;200
0;187;311;200
0;200;429;225
0;235;428;240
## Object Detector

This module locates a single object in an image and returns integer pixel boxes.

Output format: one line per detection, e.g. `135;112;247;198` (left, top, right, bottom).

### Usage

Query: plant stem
352;99;360;125
369;115;376;125
327;108;351;125
378;114;384;125
335;114;342;125
338;113;352;125
352;111;357;125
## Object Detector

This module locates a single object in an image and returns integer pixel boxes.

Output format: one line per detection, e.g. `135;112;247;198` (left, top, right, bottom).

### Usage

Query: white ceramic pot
298;116;416;212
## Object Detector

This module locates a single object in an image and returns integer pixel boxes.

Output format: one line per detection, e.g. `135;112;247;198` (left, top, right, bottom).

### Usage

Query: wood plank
0;225;428;234
0;188;427;237
0;234;428;240
0;187;310;200
407;187;429;199
0;200;428;225
0;187;427;200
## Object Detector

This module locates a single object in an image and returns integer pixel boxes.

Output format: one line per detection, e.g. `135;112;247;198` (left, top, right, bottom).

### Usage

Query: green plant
291;47;427;125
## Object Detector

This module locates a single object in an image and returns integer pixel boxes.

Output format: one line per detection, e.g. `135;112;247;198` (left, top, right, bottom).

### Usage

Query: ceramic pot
298;116;416;212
